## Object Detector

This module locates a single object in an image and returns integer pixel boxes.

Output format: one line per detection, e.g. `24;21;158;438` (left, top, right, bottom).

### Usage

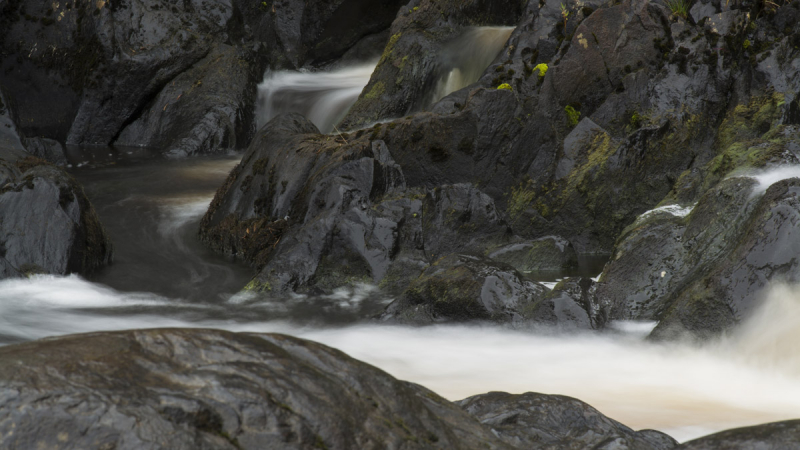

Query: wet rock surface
677;420;800;449
0;88;112;280
0;0;404;156
458;391;677;450
379;254;548;325
0;328;512;450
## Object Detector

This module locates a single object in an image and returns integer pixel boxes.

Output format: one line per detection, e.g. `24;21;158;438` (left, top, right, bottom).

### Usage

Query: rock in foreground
458;391;677;450
0;329;510;449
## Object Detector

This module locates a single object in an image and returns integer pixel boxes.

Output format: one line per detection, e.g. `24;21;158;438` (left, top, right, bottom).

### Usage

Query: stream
2;28;800;443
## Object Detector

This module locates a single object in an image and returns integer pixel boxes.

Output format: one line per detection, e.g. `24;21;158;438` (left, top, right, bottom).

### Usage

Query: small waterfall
426;26;514;106
255;62;376;134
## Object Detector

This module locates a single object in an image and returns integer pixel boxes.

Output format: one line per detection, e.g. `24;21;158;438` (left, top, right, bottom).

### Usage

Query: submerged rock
458;391;677;450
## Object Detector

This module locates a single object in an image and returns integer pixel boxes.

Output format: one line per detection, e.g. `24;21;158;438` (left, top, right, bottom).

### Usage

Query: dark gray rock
0;157;113;279
487;236;578;273
0;88;112;280
339;0;525;130
458;391;678;450
0;328;512;450
21;137;66;166
529;277;607;330
0;0;405;156
677;420;800;449
378;254;549;325
652;177;800;339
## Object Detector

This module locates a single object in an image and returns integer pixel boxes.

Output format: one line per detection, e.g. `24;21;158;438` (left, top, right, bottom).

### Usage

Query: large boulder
200;114;521;300
458;391;677;450
0;328;512;449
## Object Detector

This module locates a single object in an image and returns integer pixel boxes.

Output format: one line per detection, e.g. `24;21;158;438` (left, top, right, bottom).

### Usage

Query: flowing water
255;26;513;133
426;26;514;106
4;43;800;444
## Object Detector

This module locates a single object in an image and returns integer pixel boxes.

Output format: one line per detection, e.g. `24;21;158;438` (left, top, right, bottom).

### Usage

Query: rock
458;391;678;450
114;43;257;158
422;183;511;260
529;277;607;330
677;420;800;449
0;328;512;449
487;236;578;273
21;137;66;166
0;0;405;156
378;254;549;325
0;156;113;279
652;177;800;339
201;115;521;300
0;88;112;280
339;0;525;130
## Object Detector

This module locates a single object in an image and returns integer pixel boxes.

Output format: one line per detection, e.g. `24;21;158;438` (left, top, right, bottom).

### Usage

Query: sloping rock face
202;0;800;332
339;0;525;130
0;0;405;156
0;89;112;280
458;391;677;450
0;328;512;449
677;420;800;449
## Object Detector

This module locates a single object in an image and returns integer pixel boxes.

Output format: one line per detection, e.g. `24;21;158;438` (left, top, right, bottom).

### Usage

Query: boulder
0;88;112;280
529;277;607;330
378;254;549;325
0;328;512;449
458;391;677;450
487;236;578;273
0;156;113;279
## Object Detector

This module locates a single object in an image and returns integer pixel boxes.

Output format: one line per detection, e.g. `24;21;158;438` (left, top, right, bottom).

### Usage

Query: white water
428;26;514;105
255;62;376;134
254;26;513;134
729;165;800;195
2;274;800;442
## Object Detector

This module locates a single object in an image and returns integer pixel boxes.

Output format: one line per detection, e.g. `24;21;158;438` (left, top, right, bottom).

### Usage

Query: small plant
630;111;642;128
534;63;548;78
560;3;570;29
743;39;751;50
497;83;513;91
665;0;690;19
565;105;580;126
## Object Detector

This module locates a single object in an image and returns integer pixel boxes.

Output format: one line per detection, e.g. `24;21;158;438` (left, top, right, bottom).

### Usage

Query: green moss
364;81;386;100
243;279;272;292
497;83;513;91
533;63;548;78
379;33;402;64
743;39;751;50
565;105;580;127
507;180;536;219
717;93;784;151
